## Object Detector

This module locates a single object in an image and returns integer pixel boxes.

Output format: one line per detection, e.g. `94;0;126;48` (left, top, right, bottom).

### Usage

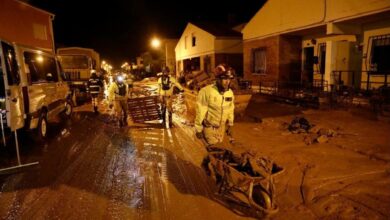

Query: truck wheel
72;90;78;106
36;111;48;141
64;100;73;118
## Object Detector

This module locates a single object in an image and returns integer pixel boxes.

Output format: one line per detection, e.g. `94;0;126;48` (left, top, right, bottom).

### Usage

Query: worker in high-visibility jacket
87;70;104;113
108;74;129;127
158;66;184;127
195;64;235;145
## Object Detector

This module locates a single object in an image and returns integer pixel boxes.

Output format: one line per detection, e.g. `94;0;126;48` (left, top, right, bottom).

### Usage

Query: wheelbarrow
202;146;283;215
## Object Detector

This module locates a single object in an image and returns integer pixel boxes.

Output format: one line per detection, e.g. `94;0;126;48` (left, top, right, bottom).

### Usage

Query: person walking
157;66;184;127
87;70;104;113
195;64;235;145
108;74;129;127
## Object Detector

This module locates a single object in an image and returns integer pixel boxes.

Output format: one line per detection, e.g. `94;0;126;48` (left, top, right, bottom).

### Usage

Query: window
1;42;20;85
370;35;390;73
192;34;196;47
252;48;266;74
24;52;58;83
58;55;89;69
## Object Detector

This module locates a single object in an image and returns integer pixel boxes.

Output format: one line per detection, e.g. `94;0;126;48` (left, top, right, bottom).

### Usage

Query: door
303;47;314;84
23;51;58;120
55;59;69;109
0;41;24;131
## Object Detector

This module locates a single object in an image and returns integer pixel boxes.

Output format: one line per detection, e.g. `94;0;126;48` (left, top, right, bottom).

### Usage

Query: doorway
303;47;314;83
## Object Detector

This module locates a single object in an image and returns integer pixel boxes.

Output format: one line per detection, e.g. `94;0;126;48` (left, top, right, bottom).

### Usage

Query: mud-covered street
1;86;390;219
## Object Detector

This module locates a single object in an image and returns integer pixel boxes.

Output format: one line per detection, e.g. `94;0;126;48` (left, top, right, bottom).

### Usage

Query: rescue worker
157;66;184;127
195;64;235;145
108;74;129;127
87;70;104;113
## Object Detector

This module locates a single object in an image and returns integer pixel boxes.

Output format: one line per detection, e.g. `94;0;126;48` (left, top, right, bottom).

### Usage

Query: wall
164;39;178;73
243;35;279;86
214;38;243;54
215;53;243;77
243;0;390;41
242;0;325;41
0;0;53;52
175;23;215;60
279;35;302;82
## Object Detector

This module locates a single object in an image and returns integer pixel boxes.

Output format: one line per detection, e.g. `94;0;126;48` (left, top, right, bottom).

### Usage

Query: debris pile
204;146;283;178
184;70;214;91
303;127;338;145
286;116;338;144
182;70;245;92
288;117;313;133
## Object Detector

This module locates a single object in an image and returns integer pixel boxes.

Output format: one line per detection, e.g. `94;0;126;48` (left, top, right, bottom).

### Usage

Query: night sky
27;0;266;68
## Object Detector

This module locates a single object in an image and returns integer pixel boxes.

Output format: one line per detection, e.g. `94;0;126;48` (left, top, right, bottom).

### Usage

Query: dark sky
28;0;265;68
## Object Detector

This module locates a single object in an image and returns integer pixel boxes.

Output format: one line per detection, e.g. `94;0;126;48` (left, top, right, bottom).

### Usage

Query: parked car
0;39;73;142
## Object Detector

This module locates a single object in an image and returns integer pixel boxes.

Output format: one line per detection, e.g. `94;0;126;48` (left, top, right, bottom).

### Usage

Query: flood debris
203;146;283;215
303;127;339;145
287;117;313;133
285;117;338;144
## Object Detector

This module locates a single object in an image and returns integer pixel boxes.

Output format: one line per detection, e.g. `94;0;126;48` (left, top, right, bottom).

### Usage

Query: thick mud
0;86;389;219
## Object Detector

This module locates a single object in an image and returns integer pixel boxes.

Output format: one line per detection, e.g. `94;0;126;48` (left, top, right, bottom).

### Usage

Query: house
164;39;178;74
242;0;390;91
175;22;243;77
0;0;55;53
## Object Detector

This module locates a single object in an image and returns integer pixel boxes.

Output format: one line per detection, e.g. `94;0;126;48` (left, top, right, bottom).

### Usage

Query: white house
175;22;243;77
242;0;390;91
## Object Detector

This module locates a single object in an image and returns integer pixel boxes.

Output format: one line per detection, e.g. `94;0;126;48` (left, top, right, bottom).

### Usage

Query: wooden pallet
128;96;162;123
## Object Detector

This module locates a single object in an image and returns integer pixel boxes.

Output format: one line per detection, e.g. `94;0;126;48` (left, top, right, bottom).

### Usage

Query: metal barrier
0;110;39;175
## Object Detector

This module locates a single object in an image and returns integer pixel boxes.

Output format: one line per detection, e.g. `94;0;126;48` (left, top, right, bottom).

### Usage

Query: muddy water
0;98;260;219
1;89;389;219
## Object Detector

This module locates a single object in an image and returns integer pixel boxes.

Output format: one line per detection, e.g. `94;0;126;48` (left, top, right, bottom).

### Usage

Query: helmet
162;66;170;74
214;64;235;79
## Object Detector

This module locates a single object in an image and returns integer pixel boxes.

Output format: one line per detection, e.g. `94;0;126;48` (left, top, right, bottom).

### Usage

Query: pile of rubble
183;70;241;91
285;116;338;145
184;70;215;91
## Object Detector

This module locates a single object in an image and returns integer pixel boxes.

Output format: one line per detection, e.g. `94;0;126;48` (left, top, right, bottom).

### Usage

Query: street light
151;37;161;48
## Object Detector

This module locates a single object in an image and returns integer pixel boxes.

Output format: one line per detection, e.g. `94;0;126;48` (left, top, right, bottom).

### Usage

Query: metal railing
256;70;390;112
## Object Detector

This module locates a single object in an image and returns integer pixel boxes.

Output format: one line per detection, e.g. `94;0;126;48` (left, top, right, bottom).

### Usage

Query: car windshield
58;55;89;69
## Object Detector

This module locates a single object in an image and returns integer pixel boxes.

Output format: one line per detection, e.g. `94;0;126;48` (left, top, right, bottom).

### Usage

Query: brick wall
243;36;279;86
215;53;243;77
243;35;303;86
279;35;302;82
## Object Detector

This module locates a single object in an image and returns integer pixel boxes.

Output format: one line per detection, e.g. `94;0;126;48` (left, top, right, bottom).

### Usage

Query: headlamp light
117;75;124;82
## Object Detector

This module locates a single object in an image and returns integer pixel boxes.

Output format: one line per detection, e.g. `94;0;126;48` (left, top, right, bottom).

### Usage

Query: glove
195;132;204;139
226;125;233;137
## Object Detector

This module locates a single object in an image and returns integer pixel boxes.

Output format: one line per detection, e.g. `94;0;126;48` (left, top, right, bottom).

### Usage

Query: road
0;96;261;219
1;85;390;219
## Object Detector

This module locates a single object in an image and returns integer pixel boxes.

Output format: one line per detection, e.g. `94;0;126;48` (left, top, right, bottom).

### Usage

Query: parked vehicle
57;47;100;105
0;39;72;142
